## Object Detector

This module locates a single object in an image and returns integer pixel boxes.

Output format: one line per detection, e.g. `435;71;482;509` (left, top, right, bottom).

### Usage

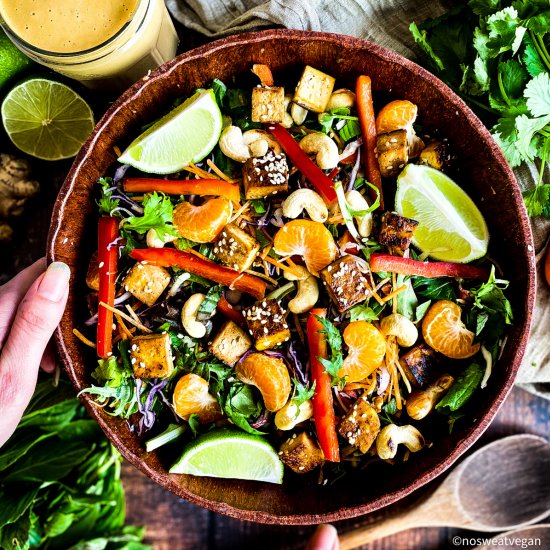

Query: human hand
306;524;339;550
0;258;70;447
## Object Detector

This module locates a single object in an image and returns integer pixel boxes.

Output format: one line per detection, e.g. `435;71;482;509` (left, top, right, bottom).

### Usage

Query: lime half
118;89;223;174
395;164;489;263
1;78;94;160
169;429;284;484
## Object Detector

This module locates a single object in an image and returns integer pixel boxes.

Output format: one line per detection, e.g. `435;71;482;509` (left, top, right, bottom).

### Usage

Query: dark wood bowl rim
47;29;536;525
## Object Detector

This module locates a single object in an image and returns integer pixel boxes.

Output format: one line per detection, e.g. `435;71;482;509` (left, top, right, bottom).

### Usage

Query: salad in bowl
76;62;513;485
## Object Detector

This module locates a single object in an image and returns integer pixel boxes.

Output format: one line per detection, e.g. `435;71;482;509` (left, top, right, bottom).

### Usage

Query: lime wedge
169;429;284;484
395;164;489;263
1;78;94;160
118;89;223;174
0;29;33;90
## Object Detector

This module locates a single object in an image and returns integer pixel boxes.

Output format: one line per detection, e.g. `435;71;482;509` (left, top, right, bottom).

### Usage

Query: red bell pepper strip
356;75;384;210
216;296;247;328
129;248;267;300
268;123;337;204
307;309;340;462
123;178;240;203
97;216;119;358
370;253;490;280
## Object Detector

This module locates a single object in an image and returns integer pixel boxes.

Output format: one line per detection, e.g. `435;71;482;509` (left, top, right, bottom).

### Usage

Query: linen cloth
166;0;550;397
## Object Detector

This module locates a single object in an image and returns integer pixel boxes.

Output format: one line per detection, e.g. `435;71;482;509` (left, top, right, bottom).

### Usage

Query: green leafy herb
0;377;149;550
436;361;484;413
97;177;119;216
314;315;345;387
410;0;550;216
349;303;379;322
187;414;200;438
338;118;362;142
197;284;223;320
120;192;178;240
415;300;432;321
412;276;458;301
251;198;267;214
292;379;316;408
318;107;359;134
222;383;265;435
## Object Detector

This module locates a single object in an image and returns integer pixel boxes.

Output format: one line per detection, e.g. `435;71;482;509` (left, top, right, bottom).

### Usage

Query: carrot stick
356;75;384;210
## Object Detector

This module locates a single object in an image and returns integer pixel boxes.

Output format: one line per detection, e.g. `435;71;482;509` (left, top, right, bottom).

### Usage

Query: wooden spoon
475;524;550;549
340;435;550;549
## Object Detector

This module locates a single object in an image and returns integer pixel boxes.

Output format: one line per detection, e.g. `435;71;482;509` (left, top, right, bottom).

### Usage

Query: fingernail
309;524;339;550
37;262;70;302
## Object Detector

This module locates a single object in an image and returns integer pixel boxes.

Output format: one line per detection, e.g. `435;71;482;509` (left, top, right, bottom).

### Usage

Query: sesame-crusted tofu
378;212;419;256
419;141;450;171
86;251;100;291
209;320;252;366
320;255;371;312
293;65;335;113
131;333;174;379
399;343;439;389
212;223;260;273
338;397;380;453
123;262;171;306
243;299;290;350
243;150;289;200
279;432;324;474
376;129;409;178
251;86;285;123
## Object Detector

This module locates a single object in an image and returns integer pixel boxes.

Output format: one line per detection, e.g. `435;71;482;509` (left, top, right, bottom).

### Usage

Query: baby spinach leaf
436;362;484;413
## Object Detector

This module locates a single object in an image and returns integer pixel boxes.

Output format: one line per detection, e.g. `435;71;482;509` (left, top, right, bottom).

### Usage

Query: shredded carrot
98;301;152;333
184;163;220;180
392;273;398;314
263;255;303;279
113;146;122;157
115;313;134;339
381;284;408;303
206;159;234;182
73;328;96;349
185;248;213;262
229;201;251;223
260;244;273;260
244;269;278;285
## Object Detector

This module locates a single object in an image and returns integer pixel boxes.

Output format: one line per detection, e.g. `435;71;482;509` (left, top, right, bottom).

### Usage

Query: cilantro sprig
410;0;550;217
314;315;346;387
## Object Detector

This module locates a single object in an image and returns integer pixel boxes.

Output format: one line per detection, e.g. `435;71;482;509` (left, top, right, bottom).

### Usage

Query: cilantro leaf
410;21;446;72
222;384;265;435
468;0;502;16
515;114;550;160
497;59;528;101
486;7;526;57
525;72;550;117
292;379;316;408
523;10;550;34
523;183;550;217
120;192;178;240
97;178;119;216
314;316;345;387
349;303;379;322
522;33;548;77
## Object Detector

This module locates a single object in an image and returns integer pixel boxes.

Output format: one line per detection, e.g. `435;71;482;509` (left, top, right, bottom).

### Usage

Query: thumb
306;524;339;550
0;262;70;446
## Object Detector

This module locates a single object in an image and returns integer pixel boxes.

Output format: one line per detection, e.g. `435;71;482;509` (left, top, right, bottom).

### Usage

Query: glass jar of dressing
0;0;179;90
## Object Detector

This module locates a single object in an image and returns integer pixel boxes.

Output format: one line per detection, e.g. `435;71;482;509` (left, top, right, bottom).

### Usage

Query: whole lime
0;28;33;90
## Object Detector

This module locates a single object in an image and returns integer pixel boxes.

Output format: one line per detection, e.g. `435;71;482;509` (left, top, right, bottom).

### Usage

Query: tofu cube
243;150;289;200
85;251;100;291
419;141;450;171
338;396;380;453
399;343;439;389
378;212;419;256
131;333;174;379
123;262;171;306
293;66;336;113
376;130;409;178
279;431;325;474
212;223;260;272
243;299;290;350
209;320;252;366
251;86;285;123
320;255;371;312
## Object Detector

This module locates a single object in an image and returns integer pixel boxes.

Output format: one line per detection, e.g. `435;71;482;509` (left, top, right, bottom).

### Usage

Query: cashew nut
345;190;373;238
327;88;356;110
281;189;329;223
181;293;208;338
146;228;177;248
274;399;313;430
281;95;294;128
242;129;282;157
299;133;339;170
290;275;319;314
291;102;308;125
406;374;455;420
380;313;418;348
219;125;250;163
376;424;425;460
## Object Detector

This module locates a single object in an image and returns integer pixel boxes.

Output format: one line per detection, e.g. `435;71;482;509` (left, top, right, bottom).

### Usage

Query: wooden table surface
1;21;549;550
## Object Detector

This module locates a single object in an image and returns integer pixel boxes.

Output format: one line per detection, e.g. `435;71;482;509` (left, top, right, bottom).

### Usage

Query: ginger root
0;153;40;241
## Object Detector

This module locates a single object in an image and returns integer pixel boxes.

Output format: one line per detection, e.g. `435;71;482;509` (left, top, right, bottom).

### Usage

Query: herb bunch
410;0;550;217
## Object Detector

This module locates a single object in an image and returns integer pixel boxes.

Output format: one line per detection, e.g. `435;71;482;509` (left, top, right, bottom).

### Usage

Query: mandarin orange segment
272;220;338;276
235;352;291;412
173;197;232;243
339;321;386;383
173;373;222;424
375;99;418;135
422;300;480;359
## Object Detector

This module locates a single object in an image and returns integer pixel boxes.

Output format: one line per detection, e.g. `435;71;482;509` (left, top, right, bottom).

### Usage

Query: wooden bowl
47;30;535;525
